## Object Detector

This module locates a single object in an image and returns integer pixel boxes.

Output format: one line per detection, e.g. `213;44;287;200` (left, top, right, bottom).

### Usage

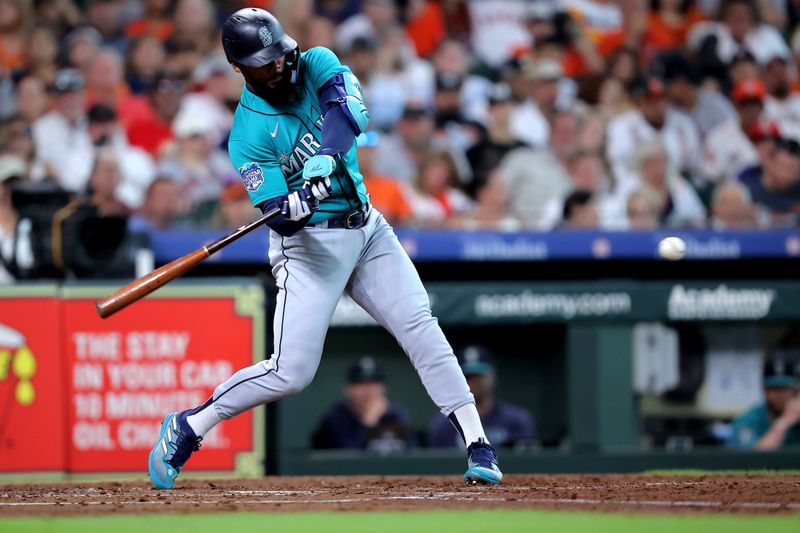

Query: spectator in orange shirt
404;0;447;59
125;0;175;42
644;0;705;53
357;131;413;227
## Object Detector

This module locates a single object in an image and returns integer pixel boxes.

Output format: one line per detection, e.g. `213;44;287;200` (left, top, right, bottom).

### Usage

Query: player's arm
229;142;318;237
302;48;369;197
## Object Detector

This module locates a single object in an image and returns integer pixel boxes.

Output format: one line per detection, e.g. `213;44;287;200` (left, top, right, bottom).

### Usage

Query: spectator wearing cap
606;75;703;191
688;0;790;70
427;346;536;449
701;78;764;182
312;356;411;453
510;58;565;148
373;102;436;183
710;181;757;229
737;136;800;227
85;104;156;210
728;357;800;449
762;55;800;139
465;83;526;196
355;132;413;226
31;69;94;192
157;111;236;215
656;51;736;139
119;69;187;156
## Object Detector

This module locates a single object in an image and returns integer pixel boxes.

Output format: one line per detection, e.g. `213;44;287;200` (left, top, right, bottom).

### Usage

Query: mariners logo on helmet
238;162;265;192
258;26;272;47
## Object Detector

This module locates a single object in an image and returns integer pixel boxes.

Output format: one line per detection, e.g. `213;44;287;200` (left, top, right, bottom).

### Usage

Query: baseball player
148;8;501;488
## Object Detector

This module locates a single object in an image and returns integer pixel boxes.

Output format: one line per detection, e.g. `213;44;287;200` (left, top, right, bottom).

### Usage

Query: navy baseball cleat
148;410;202;490
464;438;503;485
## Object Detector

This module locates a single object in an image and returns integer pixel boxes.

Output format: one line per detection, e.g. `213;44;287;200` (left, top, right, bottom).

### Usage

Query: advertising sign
61;284;265;474
0;287;67;472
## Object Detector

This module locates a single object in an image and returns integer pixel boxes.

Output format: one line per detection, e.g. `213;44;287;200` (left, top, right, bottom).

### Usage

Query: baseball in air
658;237;686;261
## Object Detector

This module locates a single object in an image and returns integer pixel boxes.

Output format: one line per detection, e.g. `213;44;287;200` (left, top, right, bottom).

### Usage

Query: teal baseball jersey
228;46;368;223
728;403;800;448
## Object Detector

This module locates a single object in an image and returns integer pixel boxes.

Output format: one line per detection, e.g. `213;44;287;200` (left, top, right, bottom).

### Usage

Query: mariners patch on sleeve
238;162;265;192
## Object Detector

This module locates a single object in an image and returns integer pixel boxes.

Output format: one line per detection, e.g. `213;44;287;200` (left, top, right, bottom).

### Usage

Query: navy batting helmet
221;8;298;69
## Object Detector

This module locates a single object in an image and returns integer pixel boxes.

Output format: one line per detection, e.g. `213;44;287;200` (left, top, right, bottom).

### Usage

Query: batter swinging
147;7;502;488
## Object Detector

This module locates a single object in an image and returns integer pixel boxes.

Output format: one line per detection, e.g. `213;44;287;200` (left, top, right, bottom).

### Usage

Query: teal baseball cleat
464;438;503;485
148;411;202;490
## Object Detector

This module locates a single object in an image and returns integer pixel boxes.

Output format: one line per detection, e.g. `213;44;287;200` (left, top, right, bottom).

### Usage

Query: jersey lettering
280;132;322;177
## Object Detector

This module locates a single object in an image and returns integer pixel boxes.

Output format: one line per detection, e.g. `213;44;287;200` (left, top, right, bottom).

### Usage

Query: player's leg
148;229;358;489
346;210;502;484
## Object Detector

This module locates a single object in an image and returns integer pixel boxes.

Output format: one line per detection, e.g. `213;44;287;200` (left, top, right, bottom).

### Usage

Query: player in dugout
728;356;800;449
147;8;502;489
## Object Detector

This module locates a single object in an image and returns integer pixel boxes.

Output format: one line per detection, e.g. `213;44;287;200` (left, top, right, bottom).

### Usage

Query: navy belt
308;204;370;229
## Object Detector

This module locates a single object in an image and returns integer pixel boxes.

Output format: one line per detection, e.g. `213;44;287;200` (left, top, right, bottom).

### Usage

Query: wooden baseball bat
95;206;281;319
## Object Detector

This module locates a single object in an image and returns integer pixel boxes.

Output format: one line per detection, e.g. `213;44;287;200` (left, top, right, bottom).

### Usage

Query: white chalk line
1;495;799;511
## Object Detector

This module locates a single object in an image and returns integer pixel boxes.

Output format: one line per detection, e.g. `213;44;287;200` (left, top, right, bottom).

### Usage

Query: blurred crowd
2;0;800;241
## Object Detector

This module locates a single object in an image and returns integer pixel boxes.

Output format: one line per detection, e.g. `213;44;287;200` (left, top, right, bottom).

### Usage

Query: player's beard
242;60;297;106
250;71;296;105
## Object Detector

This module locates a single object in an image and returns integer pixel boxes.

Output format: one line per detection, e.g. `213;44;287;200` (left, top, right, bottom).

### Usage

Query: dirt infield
1;475;799;517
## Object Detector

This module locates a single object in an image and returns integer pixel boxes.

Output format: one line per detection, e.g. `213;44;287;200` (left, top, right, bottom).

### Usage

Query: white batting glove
280;184;319;221
308;176;332;200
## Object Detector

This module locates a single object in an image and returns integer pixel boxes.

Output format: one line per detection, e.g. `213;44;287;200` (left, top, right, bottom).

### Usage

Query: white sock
451;403;488;445
186;404;223;437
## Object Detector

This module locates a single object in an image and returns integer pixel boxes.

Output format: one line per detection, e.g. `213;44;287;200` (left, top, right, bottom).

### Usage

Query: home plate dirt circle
1;475;799;517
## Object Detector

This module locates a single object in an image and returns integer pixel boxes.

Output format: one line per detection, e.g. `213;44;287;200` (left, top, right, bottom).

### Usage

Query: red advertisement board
62;296;258;473
0;296;67;472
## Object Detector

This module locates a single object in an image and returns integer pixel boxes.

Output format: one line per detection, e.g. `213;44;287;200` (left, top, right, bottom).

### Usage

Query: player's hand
280;183;319;221
303;155;335;200
780;399;800;426
307;176;332;201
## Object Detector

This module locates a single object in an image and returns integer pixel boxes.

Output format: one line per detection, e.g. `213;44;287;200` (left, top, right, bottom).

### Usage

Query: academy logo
259;26;272;47
667;284;775;320
238;162;264;192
